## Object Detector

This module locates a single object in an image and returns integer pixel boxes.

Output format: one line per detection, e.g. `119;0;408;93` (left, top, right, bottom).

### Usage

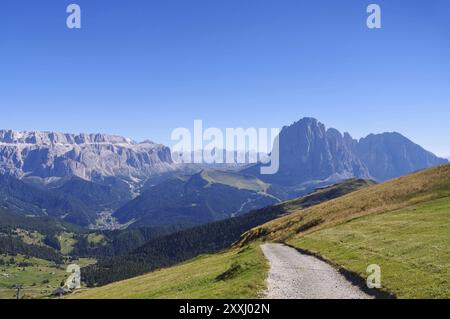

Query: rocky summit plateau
0;130;175;183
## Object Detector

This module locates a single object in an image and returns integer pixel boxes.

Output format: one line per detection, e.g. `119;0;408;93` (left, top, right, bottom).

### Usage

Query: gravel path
261;243;372;299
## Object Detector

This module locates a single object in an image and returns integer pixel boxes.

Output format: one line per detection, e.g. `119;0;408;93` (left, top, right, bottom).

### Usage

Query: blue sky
1;0;449;157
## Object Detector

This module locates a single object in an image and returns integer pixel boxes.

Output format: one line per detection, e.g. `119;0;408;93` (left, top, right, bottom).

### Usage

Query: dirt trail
261;243;372;299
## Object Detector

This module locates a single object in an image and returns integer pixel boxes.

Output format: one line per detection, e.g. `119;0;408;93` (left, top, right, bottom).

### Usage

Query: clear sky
1;0;449;157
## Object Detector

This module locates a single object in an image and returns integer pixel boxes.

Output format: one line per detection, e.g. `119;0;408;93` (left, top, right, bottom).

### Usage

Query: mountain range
0;118;447;228
244;118;447;185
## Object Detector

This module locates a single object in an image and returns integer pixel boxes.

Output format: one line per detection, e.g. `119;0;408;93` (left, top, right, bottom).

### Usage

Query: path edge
280;243;397;299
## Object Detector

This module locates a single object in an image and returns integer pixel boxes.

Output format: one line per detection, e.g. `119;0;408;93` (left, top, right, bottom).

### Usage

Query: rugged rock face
276;118;371;185
244;118;447;185
244;118;370;185
0;130;175;182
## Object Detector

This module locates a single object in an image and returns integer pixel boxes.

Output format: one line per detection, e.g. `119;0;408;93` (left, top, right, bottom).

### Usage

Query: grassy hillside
70;244;267;299
240;164;450;298
240;164;450;244
290;197;450;298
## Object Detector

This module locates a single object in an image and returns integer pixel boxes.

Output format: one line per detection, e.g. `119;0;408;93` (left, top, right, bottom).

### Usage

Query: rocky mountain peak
244;117;447;185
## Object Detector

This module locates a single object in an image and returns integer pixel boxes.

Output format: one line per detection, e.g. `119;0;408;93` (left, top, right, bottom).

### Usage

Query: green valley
80;178;371;287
